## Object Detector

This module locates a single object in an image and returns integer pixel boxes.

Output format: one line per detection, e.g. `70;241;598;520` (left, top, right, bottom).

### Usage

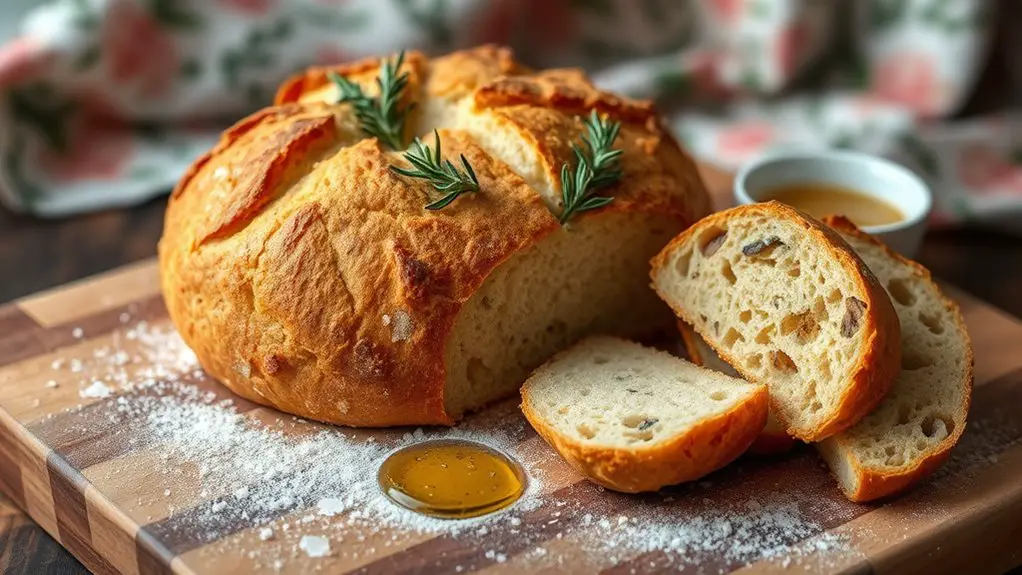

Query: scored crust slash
159;46;970;503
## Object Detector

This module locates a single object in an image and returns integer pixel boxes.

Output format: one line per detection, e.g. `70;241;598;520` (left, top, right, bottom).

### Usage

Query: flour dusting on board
41;314;880;572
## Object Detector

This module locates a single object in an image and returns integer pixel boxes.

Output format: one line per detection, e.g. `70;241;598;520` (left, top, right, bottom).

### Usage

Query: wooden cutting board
1;259;1021;575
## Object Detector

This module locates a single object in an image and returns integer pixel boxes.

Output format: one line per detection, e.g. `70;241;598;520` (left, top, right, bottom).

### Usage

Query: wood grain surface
0;206;1021;574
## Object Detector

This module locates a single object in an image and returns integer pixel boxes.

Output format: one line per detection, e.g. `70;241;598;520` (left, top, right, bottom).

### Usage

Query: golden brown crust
650;201;901;442
474;68;655;125
677;319;796;455
425;44;530;99
275;50;429;107
160;47;710;427
818;215;974;502
521;376;769;493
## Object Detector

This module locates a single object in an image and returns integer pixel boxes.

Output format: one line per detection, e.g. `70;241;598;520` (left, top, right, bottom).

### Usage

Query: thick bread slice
521;336;769;493
679;321;796;455
817;216;973;502
651;202;901;442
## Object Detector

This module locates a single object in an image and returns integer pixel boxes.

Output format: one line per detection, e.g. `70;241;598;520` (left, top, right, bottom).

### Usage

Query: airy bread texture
521;336;768;493
678;321;796;455
651;202;901;442
159;46;710;427
816;216;973;502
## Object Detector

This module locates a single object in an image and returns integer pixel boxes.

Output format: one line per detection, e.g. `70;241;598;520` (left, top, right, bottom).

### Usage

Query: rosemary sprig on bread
391;130;480;210
558;110;623;225
329;51;410;150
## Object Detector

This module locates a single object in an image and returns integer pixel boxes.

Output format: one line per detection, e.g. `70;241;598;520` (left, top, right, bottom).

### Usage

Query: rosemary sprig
391;130;480;210
558;110;623;225
328;51;409;150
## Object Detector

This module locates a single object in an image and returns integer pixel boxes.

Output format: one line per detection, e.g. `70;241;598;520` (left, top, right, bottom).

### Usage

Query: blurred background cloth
0;0;1019;229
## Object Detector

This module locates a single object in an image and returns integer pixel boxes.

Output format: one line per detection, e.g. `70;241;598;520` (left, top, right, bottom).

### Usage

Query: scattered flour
80;381;112;398
387;310;414;342
47;313;1015;572
316;498;347;517
298;535;331;558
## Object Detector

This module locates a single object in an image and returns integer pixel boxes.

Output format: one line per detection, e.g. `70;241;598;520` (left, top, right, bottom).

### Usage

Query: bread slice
816;216;973;502
521;336;768;493
650;201;901;442
679;321;796;455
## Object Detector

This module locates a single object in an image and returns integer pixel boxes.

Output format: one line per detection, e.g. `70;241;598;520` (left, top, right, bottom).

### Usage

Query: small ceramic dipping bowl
733;150;933;258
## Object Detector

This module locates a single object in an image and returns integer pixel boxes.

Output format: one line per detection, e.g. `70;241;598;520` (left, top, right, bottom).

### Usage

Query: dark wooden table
1;192;1021;574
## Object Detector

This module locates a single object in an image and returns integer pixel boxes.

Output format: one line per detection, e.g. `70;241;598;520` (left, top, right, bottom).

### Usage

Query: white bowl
733;150;933;258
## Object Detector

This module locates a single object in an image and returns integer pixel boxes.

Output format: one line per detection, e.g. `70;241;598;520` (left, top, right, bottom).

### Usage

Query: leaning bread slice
816;216;973;502
651;201;901;442
679;321;796;455
521;336;768;493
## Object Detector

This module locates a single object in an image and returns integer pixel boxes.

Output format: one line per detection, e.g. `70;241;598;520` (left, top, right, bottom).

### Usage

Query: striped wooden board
1;259;1021;575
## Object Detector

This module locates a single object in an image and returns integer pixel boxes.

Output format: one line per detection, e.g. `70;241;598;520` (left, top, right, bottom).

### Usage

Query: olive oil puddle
378;439;526;519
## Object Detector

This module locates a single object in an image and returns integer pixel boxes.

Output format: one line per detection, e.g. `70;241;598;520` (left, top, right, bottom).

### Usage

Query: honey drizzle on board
764;183;904;227
378;439;526;519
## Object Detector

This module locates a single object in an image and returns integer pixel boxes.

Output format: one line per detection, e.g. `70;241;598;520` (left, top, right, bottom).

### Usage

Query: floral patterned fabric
0;0;1017;229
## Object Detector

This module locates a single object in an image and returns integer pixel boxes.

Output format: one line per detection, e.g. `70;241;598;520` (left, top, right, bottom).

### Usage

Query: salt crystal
50;359;65;370
316;497;346;516
71;327;83;339
510;517;521;526
69;359;83;373
259;527;274;541
211;500;228;513
234;486;250;499
112;351;130;366
496;553;507;563
164;489;171;497
119;312;132;324
80;381;112;399
299;535;331;558
45;380;58;388
484;550;495;560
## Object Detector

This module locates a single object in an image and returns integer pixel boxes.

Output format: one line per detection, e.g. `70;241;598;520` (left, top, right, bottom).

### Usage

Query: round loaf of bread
158;46;710;427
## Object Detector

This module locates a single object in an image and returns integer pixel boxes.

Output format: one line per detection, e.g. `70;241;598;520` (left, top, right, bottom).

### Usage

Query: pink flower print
35;90;134;183
35;112;133;183
708;0;744;24
774;22;811;78
219;0;274;14
101;0;179;98
314;45;354;66
687;50;732;100
715;122;776;163
872;51;942;117
957;145;1022;196
0;37;48;87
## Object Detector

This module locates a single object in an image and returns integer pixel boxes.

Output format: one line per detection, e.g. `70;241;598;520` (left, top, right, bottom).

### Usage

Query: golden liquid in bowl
378;439;525;519
764;183;904;227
